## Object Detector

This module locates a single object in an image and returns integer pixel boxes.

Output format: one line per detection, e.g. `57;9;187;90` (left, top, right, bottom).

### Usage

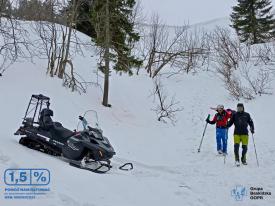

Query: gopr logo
231;185;247;201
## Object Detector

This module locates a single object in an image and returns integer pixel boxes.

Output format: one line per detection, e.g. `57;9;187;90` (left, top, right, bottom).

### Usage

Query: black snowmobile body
15;94;116;173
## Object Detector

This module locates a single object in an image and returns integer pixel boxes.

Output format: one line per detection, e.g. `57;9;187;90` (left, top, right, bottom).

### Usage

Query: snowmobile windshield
77;110;102;132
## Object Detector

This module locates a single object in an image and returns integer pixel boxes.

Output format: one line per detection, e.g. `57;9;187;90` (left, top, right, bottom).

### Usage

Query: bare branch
151;77;183;124
138;14;208;78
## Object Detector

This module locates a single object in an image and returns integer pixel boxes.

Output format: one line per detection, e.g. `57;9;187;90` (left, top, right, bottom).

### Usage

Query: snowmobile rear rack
23;94;51;126
31;94;50;101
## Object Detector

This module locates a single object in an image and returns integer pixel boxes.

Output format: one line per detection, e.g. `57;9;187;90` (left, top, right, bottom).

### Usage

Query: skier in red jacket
206;105;232;155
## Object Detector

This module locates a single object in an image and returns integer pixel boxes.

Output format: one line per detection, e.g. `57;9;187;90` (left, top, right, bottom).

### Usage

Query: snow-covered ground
0;19;275;206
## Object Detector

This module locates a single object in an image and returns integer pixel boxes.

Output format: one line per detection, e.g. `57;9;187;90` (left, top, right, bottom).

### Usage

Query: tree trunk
58;0;75;79
251;3;257;44
102;0;111;107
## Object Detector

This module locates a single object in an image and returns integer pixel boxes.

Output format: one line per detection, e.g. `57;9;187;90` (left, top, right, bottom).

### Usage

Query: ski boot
241;157;247;165
235;157;240;167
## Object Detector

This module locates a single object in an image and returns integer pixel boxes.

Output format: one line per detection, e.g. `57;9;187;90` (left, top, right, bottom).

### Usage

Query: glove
251;128;255;134
205;114;211;123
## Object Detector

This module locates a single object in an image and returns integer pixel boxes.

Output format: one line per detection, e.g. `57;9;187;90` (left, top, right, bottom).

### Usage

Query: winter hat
237;103;244;108
217;105;224;110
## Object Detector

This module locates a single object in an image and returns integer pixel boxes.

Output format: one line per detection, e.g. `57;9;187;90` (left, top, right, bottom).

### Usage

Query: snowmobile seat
52;122;74;139
50;128;74;144
39;108;54;130
38;109;74;142
36;122;74;144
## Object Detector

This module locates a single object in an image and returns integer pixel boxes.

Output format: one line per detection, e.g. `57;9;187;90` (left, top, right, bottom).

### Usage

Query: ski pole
252;134;259;167
198;114;210;153
224;130;229;164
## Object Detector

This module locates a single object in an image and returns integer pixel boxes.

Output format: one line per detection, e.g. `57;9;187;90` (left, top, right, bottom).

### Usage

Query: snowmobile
14;94;122;173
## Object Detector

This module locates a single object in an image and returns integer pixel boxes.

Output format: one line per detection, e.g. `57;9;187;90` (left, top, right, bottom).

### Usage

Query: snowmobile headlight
89;131;103;140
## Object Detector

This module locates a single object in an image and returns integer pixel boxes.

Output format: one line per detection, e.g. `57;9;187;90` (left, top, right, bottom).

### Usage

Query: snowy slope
0;19;275;206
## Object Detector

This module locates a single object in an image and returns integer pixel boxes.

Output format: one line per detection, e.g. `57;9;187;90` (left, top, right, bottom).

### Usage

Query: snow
1;19;275;206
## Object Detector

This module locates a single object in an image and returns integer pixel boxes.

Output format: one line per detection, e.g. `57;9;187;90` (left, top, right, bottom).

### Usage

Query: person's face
237;106;244;112
218;108;223;113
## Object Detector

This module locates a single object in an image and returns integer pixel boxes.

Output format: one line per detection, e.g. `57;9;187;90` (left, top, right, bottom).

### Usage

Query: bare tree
241;64;272;96
151;77;183;124
0;0;33;75
12;0;67;24
139;14;207;78
31;0;93;92
209;27;273;100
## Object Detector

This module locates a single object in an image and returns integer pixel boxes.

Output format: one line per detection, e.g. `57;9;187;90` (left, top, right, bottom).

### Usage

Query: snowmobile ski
119;163;134;171
69;159;112;174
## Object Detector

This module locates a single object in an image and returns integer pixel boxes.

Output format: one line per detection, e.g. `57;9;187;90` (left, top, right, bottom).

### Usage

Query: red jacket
209;110;231;128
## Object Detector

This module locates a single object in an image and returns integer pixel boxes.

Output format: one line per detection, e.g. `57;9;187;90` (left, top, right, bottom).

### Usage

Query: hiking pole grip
198;114;210;153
